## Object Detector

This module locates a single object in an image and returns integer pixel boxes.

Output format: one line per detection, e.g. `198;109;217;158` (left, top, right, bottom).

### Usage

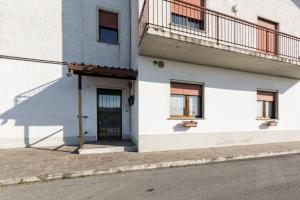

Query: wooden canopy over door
257;18;278;54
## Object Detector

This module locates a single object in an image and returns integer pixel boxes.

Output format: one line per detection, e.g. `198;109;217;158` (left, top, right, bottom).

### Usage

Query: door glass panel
99;95;121;108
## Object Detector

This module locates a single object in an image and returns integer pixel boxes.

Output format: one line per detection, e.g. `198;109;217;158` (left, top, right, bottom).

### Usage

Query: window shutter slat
171;82;202;96
257;91;275;102
171;0;204;20
99;10;118;29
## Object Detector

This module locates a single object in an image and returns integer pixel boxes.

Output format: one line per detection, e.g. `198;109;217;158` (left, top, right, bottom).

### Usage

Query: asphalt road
1;154;300;200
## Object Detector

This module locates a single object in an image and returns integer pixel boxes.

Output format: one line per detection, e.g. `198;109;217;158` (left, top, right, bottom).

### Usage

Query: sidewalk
1;142;300;186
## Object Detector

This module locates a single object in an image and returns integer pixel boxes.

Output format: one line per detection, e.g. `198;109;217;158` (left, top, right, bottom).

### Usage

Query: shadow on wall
0;73;78;147
139;59;299;93
0;0;83;148
291;0;300;9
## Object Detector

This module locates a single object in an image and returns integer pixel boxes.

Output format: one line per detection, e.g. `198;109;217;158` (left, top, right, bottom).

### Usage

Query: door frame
97;88;123;140
257;17;279;55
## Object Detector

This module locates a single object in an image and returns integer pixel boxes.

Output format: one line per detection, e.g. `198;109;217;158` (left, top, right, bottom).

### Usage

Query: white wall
137;56;300;151
0;0;133;148
0;60;78;148
0;0;131;66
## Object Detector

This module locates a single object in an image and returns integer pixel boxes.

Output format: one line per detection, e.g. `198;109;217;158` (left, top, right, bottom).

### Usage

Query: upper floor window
257;90;277;119
171;0;205;30
170;82;203;118
99;9;118;44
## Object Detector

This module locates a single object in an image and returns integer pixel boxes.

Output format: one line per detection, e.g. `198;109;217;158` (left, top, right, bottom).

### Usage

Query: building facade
1;0;300;151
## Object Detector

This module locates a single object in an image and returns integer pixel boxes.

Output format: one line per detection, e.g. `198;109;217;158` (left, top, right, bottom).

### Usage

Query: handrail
171;0;300;40
138;0;148;24
139;0;300;61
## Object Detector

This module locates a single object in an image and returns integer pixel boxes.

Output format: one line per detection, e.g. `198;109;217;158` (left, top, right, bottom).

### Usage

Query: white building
1;0;300;152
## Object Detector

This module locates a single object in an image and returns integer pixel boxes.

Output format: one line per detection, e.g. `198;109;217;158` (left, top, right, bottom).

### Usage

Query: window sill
168;117;205;120
256;118;279;121
97;40;120;46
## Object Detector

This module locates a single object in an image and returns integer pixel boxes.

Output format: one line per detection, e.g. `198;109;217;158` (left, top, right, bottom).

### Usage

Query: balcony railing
139;0;300;61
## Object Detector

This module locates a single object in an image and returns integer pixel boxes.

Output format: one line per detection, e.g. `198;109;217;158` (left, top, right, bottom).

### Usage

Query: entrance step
78;140;137;155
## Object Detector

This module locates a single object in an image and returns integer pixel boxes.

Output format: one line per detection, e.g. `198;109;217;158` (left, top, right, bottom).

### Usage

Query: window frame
256;90;278;120
170;81;204;119
98;8;120;45
257;17;279;55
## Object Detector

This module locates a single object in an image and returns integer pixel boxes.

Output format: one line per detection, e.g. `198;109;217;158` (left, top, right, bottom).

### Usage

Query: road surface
1;154;300;200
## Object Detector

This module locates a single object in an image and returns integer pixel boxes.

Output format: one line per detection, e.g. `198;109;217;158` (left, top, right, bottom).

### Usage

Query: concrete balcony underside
139;26;300;79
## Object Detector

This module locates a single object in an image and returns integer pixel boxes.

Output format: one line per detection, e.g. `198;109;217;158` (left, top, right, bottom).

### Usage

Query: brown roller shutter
99;10;118;29
171;0;204;20
171;82;202;96
257;91;275;102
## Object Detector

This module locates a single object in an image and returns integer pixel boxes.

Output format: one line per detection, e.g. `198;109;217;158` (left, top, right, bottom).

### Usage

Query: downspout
78;74;84;148
129;0;132;69
129;0;133;136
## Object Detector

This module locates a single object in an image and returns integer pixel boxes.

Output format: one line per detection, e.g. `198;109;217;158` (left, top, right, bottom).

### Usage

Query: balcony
138;0;300;78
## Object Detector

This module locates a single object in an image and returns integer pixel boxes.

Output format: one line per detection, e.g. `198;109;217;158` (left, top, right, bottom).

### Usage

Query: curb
1;149;300;187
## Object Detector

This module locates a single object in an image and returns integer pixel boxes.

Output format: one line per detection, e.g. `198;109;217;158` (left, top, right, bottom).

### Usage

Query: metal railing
139;0;300;61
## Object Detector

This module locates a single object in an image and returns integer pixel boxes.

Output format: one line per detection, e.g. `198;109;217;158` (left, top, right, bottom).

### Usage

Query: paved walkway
1;142;300;186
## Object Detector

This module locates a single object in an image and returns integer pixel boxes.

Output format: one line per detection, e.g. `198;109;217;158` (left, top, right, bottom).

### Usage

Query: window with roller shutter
257;90;278;119
170;82;204;118
99;10;119;44
171;0;205;30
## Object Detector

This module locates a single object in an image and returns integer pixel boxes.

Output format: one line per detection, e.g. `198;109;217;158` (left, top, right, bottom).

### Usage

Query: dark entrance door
97;89;122;140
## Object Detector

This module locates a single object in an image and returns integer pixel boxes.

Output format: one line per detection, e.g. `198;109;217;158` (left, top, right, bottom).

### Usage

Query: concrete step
78;141;137;155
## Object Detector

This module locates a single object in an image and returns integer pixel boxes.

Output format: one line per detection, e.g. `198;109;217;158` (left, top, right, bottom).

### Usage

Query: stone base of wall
138;130;300;152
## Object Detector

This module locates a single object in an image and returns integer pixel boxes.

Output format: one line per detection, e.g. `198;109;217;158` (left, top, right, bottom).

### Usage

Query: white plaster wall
0;0;63;60
137;56;300;151
0;0;133;148
0;59;78;148
78;0;131;67
0;0;131;66
131;0;140;70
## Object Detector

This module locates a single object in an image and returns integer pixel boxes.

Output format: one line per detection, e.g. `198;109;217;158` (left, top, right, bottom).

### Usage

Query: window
171;0;205;30
170;82;203;118
99;10;118;44
171;14;204;30
257;91;277;119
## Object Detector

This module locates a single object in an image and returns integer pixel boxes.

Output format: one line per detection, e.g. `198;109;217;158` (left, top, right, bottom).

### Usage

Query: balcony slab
140;26;300;79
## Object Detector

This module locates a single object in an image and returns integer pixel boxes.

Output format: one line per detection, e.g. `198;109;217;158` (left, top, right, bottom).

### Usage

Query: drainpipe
78;75;84;148
129;79;135;137
129;0;132;69
129;0;133;136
